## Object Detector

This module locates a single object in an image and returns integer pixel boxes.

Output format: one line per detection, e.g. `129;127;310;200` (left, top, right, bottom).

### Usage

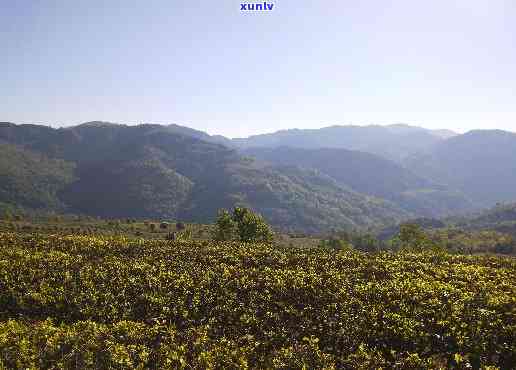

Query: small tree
233;207;273;243
213;207;273;243
213;209;237;241
319;237;353;251
391;223;444;253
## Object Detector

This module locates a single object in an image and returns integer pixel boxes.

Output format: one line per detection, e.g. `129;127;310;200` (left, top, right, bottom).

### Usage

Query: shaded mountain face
0;122;410;233
232;124;453;162
243;147;474;218
243;147;432;198
405;130;516;207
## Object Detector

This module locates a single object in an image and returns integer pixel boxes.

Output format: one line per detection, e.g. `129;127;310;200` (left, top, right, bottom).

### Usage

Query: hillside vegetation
406;130;516;206
0;143;75;210
0;123;407;233
0;232;514;368
3;122;516;233
245;147;473;217
452;202;516;239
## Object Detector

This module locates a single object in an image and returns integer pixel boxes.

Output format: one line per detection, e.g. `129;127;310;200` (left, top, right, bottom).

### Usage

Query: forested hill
451;202;516;238
244;146;474;217
405;130;516;206
2;122;516;232
0;122;410;233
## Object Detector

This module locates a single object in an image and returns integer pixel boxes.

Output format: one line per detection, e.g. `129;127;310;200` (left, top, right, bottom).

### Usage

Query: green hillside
0;143;75;210
452;202;516;239
405;130;516;206
0;123;408;232
244;147;474;217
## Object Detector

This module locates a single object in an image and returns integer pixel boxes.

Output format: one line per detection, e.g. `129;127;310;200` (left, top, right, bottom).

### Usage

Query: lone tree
391;223;443;253
213;209;237;241
213;207;273;243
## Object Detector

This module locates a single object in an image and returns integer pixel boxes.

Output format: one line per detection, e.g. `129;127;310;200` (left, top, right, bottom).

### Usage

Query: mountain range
405;130;516;206
1;121;515;233
232;124;457;162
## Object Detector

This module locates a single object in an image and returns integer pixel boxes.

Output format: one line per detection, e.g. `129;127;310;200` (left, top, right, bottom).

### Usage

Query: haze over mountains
1;121;515;233
405;130;516;207
232;124;458;162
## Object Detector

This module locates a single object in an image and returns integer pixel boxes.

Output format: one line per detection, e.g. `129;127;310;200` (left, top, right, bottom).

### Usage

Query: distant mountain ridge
232;124;456;162
1;121;457;162
0;122;412;233
405;130;516;206
2;121;516;231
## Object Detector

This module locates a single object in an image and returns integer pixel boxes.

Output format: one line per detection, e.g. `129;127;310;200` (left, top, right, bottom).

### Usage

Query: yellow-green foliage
0;232;514;368
431;228;515;255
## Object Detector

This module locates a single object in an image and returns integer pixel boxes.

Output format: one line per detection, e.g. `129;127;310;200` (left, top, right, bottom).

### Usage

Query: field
0;218;213;240
0;218;322;249
0;232;514;369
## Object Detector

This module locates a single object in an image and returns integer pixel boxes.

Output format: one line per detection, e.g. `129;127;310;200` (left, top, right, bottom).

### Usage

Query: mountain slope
179;161;410;233
233;124;453;162
448;202;516;239
405;130;516;206
0;143;75;210
244;146;474;217
0;122;410;232
243;147;432;198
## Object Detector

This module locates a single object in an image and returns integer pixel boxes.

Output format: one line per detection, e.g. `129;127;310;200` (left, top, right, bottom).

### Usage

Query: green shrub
213;207;273;243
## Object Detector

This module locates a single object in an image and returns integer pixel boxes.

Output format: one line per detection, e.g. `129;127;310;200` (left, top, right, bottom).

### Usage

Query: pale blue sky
1;0;515;137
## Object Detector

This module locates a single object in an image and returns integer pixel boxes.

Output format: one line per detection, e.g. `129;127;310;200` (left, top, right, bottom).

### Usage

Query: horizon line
3;120;516;139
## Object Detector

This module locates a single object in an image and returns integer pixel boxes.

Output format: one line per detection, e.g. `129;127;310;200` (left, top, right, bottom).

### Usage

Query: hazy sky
1;0;515;137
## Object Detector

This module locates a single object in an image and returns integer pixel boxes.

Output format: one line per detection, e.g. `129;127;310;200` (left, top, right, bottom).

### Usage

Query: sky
1;0;515;138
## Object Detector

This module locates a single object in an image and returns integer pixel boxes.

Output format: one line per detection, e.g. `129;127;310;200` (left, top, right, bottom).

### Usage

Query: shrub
390;223;445;253
0;232;513;368
213;207;273;243
212;210;237;241
319;238;353;251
